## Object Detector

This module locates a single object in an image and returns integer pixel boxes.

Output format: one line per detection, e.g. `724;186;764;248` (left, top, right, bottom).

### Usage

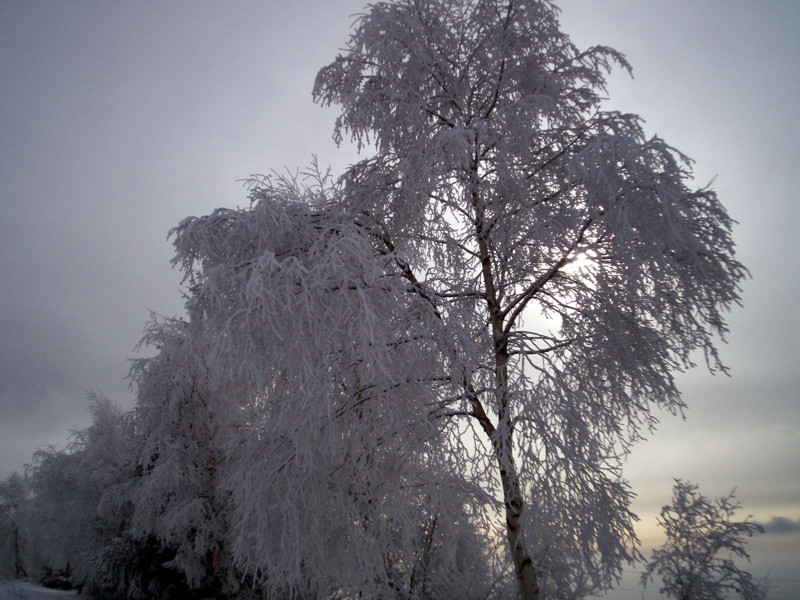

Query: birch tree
311;1;747;598
642;480;768;600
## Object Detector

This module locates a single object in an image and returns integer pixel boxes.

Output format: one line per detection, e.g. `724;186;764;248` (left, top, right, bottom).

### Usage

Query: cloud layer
759;516;800;536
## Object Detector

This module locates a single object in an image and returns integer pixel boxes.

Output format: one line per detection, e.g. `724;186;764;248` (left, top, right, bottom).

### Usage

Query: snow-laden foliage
312;1;747;598
169;166;498;598
642;480;769;600
129;315;240;597
22;397;208;600
25;396;143;596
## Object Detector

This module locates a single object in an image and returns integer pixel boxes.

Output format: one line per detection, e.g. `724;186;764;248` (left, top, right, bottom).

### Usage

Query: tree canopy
311;0;746;597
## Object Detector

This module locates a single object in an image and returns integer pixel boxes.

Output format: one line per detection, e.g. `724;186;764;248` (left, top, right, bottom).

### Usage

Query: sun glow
562;249;599;276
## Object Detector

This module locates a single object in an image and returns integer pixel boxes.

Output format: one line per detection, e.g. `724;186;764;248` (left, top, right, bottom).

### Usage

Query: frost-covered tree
129;314;242;599
310;1;746;598
171;167;498;599
642;480;768;600
25;396;147;597
158;1;747;597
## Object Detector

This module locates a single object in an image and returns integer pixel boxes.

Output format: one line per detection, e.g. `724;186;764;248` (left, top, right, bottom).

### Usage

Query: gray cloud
759;517;800;536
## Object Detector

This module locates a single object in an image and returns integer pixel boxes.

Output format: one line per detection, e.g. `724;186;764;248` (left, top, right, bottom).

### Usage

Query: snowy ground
0;581;84;600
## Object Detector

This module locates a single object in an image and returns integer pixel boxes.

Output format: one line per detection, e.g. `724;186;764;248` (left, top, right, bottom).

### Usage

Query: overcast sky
1;1;798;597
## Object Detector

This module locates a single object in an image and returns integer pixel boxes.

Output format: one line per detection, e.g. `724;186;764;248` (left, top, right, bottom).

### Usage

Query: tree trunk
212;541;232;600
497;442;540;600
470;385;541;600
13;522;26;579
471;171;541;600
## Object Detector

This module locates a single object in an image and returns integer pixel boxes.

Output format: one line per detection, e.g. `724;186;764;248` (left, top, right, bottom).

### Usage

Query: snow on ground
0;581;84;600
